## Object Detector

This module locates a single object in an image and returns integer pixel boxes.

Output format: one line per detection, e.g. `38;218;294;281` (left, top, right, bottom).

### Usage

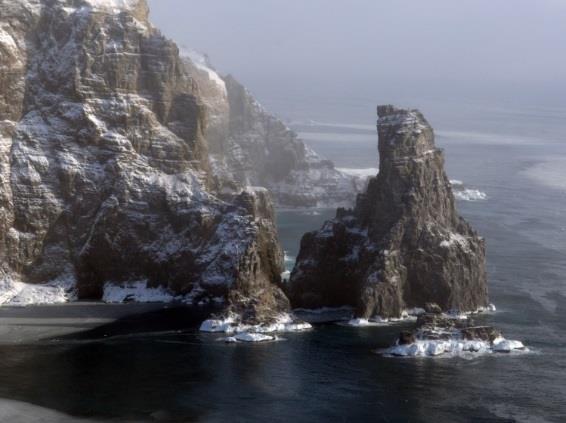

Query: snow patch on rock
0;274;76;306
454;189;488;201
181;49;227;97
337;168;378;179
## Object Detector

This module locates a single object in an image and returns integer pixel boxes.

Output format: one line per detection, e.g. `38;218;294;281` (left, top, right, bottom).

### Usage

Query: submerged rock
289;105;488;318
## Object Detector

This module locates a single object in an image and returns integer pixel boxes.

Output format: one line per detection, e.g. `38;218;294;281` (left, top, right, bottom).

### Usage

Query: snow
341;309;425;327
0;27;18;54
492;338;525;352
83;0;140;10
102;281;176;303
200;312;312;342
0;274;76;306
200;315;237;333
181;49;227;97
440;232;470;250
337;168;379;179
281;270;291;282
382;337;526;358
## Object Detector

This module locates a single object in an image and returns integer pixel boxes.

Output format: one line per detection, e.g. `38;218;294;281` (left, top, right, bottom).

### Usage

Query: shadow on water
0;306;218;422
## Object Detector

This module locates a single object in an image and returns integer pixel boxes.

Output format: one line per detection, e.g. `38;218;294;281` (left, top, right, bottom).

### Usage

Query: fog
147;0;566;122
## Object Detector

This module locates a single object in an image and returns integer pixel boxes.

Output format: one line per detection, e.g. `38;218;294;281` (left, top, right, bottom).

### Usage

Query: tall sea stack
289;105;488;317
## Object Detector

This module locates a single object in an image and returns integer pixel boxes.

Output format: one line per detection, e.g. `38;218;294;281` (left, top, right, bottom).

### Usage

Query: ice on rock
181;49;227;96
102;281;176;304
83;0;141;11
199;316;237;333
383;337;526;358
0;275;76;306
492;338;525;352
200;313;312;342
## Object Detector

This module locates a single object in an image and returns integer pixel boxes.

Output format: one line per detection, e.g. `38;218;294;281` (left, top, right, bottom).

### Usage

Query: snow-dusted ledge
102;281;175;303
199;313;312;343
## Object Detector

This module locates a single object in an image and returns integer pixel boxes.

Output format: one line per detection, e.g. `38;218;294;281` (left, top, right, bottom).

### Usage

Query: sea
0;97;565;422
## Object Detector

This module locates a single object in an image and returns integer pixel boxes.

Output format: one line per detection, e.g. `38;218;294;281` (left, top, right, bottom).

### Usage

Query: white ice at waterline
200;313;312;343
342;305;496;328
0;275;76;306
454;189;487;201
383;336;526;358
102;281;176;303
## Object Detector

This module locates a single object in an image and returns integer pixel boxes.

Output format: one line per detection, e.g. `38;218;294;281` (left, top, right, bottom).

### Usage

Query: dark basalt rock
289;105;488;318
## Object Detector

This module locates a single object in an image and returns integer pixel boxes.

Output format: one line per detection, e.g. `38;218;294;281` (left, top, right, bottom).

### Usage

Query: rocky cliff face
0;0;287;319
289;106;488;317
181;51;362;208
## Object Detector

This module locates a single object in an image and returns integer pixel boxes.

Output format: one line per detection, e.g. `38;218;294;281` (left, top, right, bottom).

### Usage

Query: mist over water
1;1;565;422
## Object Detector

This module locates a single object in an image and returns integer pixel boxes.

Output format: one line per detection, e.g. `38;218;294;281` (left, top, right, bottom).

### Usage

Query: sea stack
289;105;488;317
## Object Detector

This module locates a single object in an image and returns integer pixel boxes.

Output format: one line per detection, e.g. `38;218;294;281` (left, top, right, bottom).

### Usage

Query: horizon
147;0;566;121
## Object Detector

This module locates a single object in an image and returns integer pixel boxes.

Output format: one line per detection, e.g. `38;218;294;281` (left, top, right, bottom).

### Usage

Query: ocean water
1;101;566;422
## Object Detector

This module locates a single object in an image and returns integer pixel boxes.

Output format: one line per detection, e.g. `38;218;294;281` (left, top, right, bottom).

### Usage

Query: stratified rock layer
289;105;488;317
0;0;287;319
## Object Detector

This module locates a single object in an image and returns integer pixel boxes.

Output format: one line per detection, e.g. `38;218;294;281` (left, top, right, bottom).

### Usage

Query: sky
147;0;566;122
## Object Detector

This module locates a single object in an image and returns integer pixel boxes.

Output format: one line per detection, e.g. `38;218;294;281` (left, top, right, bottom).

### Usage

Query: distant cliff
182;51;363;208
289;106;488;317
0;0;289;320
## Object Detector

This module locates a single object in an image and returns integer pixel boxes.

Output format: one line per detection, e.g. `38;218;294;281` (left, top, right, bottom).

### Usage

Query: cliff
181;51;363;208
289;105;488;317
0;0;287;320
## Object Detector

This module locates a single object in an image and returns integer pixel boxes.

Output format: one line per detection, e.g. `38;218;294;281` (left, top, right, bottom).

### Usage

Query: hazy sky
147;0;566;120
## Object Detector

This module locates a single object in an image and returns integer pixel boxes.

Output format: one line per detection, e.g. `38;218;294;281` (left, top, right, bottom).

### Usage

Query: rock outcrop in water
0;0;290;320
289;105;488;317
181;51;363;208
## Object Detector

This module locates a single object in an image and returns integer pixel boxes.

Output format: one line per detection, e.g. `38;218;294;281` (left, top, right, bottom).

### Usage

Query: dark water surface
1;103;566;422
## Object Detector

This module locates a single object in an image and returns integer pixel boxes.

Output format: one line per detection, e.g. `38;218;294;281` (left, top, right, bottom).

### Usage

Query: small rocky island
289;105;488;316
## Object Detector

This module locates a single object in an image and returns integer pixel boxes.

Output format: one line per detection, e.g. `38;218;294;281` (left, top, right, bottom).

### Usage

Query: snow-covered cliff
0;0;289;321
